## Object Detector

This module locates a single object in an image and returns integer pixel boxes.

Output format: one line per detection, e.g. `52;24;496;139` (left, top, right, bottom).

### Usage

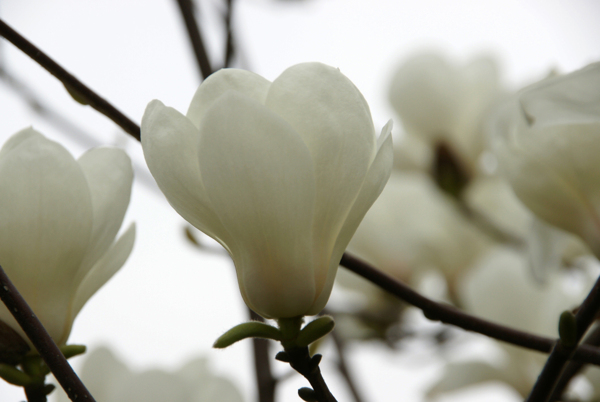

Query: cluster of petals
142;62;393;319
0;128;135;347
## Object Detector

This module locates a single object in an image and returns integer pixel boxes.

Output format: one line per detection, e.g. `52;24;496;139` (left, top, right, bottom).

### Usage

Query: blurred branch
0;65;158;192
549;324;600;401
248;309;277;402
0;19;140;140
223;0;235;67
174;0;213;79
339;253;600;366
0;265;95;402
526;275;600;402
330;328;365;402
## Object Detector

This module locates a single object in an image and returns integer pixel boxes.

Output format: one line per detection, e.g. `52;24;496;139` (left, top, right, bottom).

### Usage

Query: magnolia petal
141;100;231;246
308;121;393;315
198;91;317;318
187;69;271;128
520;62;600;128
265;62;376;282
68;223;136;343
503;123;600;254
0;129;92;342
0;127;40;159
77;147;133;276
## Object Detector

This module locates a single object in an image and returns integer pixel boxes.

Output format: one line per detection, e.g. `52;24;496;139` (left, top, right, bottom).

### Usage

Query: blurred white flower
0;128;135;348
347;172;489;295
490;62;600;256
389;53;502;171
53;347;243;402
429;247;595;397
142;62;393;319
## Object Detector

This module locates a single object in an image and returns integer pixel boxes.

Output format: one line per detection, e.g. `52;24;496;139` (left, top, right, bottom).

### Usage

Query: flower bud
142;63;393;318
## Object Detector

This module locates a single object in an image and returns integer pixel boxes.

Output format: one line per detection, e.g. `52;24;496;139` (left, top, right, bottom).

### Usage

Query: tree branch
0;18;140;141
526;274;600;402
174;0;213;79
0;265;95;402
330;328;365;402
549;324;600;401
248;309;277;402
223;0;235;68
339;253;600;365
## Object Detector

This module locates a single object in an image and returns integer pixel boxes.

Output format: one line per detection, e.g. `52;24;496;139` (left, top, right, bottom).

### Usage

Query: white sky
1;0;599;401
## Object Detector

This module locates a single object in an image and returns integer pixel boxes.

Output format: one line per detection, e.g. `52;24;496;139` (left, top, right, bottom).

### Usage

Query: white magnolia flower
0;128;135;347
389;53;501;171
490;62;600;256
53;347;243;402
142;62;393;319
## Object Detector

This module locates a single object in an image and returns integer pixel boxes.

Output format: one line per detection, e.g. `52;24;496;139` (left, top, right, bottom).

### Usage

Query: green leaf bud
295;316;335;347
213;321;282;349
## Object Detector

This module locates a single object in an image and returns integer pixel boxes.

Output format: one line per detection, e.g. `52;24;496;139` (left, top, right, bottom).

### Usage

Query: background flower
52;346;244;402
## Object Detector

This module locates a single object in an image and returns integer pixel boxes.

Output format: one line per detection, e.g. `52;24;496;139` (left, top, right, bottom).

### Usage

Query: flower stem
283;346;338;402
24;384;48;402
0;265;95;402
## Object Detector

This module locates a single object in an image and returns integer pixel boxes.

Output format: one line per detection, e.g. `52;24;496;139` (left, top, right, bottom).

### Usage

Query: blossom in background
0;128;135;349
53;347;243;402
428;247;596;398
142;62;393;319
490;62;600;256
347;171;489;301
389;52;502;173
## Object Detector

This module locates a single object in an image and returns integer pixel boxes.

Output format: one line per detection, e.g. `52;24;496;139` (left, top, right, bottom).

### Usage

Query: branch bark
0;18;140;141
0;265;95;402
339;253;600;366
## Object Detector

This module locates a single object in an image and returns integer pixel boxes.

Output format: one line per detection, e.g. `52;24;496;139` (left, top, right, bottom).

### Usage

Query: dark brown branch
339;253;600;365
0;265;95;402
282;347;338;402
0;19;140;141
174;0;213;79
248;309;277;402
526;275;600;402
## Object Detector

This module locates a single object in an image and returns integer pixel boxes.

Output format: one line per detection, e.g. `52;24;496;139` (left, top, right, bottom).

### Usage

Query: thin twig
526;275;600;402
174;0;213;79
223;0;235;67
0;265;95;402
0;19;140;141
339;253;600;365
248;309;277;402
330;329;365;402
